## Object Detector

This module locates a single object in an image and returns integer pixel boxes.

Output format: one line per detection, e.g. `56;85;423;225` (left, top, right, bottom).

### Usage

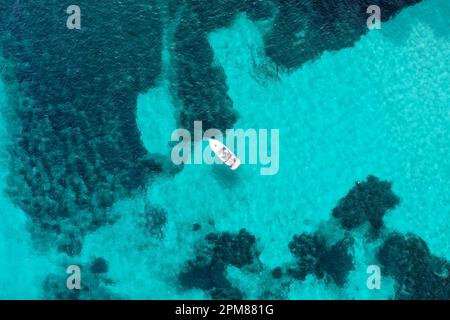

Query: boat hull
209;139;241;170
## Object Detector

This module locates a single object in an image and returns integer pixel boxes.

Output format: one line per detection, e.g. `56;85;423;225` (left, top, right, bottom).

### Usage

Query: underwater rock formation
178;259;244;299
288;232;354;287
0;0;418;253
321;236;355;287
90;257;109;274
172;7;237;133
170;0;276;133
265;0;422;69
332;175;400;232
143;203;168;239
0;1;164;246
57;237;83;257
271;267;282;279
178;228;260;299
169;0;424;132
377;232;450;300
177;0;275;32
288;233;325;280
205;228;259;268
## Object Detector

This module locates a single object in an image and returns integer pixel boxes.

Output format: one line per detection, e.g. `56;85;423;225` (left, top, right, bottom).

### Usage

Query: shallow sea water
0;0;448;299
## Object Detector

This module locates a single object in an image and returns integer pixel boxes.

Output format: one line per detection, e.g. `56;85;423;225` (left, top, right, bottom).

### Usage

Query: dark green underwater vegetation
177;175;448;299
332;175;400;233
377;232;450;300
264;0;422;69
179;229;260;299
0;1;165;254
287;232;354;288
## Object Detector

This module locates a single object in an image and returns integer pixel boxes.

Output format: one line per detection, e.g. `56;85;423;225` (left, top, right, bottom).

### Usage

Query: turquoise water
0;0;449;299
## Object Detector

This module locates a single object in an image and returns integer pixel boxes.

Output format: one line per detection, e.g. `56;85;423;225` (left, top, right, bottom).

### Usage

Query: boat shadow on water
211;164;240;188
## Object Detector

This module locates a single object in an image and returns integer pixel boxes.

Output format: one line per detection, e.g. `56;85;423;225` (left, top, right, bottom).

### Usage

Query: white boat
209;138;241;170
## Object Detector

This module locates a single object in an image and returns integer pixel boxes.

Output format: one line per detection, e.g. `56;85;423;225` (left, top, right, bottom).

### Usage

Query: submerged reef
377;232;450;300
172;6;237;133
205;228;260;268
0;0;437;301
169;0;424;133
332;175;400;232
170;0;275;133
143;203;168;239
0;0;420;254
90;257;109;274
288;232;354;287
265;0;422;69
179;229;260;299
0;1;164;248
179;0;275;32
